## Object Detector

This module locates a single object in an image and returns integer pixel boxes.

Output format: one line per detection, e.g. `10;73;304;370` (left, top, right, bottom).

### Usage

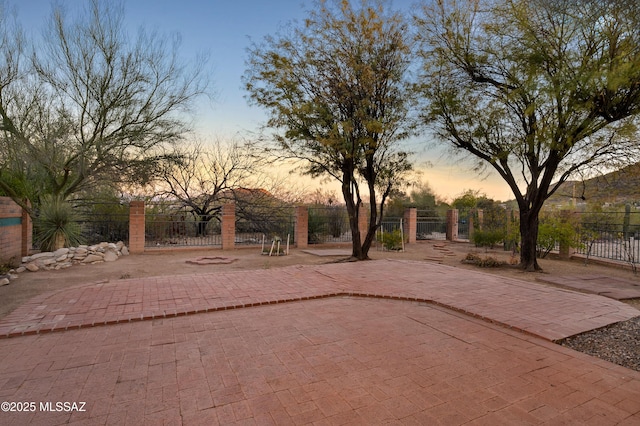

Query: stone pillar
21;200;32;256
446;209;459;241
358;204;368;240
403;208;417;244
129;201;145;254
295;206;308;249
221;203;235;250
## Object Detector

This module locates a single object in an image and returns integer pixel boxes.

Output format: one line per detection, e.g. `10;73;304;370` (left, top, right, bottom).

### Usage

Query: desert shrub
537;211;578;258
461;253;505;267
35;195;84;251
378;229;404;250
472;229;504;249
463;253;481;263
476;256;505;267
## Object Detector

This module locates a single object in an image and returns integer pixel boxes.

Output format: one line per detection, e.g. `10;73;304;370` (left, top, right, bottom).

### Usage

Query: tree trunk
519;209;541;271
342;179;367;260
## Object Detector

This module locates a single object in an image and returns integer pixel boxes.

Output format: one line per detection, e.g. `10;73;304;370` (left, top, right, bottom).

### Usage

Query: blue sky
9;0;513;201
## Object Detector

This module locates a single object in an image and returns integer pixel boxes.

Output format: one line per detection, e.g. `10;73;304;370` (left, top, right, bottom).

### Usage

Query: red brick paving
0;259;639;424
0;260;636;341
536;274;640;301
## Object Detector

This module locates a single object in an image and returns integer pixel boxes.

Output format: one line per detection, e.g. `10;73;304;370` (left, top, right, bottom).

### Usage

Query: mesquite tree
416;0;640;270
0;0;209;213
245;0;415;260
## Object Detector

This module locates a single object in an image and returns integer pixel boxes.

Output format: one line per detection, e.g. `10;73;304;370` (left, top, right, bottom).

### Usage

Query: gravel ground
560;299;640;372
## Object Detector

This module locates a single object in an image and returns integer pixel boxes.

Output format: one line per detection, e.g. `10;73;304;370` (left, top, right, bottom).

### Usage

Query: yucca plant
35;195;84;251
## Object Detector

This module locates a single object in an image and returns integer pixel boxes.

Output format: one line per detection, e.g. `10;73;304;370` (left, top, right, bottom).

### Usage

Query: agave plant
35;195;84;251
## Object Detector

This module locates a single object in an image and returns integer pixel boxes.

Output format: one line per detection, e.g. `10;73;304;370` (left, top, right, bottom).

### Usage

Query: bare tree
0;0;209;213
155;138;267;235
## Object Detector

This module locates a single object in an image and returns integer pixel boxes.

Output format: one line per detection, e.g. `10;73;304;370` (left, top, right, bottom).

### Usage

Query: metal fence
416;216;447;240
574;211;640;263
145;202;296;248
74;202;129;246
308;206;352;244
379;217;403;234
235;206;296;246
145;203;222;247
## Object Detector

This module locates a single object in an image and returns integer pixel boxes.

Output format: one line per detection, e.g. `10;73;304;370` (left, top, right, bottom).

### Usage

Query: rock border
1;242;129;286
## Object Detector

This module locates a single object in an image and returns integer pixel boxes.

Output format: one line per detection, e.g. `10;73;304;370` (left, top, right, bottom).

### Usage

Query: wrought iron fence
144;202;296;248
74;202;129;245
145;202;221;247
308;206;352;244
574;211;640;264
416;216;447;240
235;206;296;246
379;217;403;234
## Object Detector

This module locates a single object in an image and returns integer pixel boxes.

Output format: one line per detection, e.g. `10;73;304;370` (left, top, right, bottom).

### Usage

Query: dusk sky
10;0;513;201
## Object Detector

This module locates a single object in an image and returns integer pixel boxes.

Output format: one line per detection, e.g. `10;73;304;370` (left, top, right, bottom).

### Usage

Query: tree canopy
245;0;415;259
415;0;640;270
0;0;209;213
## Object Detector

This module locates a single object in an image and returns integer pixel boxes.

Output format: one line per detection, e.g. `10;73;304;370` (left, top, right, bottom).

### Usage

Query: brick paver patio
0;259;639;424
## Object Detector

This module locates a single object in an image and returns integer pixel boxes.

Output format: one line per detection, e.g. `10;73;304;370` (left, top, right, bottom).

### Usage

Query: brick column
403;208;417;244
358;204;368;240
129;201;145;254
21;200;32;256
446;209;459;241
221;203;235;250
295;206;308;248
0;197;22;264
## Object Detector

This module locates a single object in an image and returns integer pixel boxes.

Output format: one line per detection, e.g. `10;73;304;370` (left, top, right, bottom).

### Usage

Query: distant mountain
546;163;640;207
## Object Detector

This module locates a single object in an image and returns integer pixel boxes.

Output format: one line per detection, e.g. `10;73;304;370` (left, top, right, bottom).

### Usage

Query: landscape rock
0;277;9;286
82;254;104;263
103;250;118;262
53;248;70;256
25;263;39;272
30;252;54;260
16;241;129;276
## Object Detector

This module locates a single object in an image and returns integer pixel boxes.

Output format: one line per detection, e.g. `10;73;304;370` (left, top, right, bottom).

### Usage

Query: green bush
472;229;504;249
377;229;404;251
537;211;578;258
